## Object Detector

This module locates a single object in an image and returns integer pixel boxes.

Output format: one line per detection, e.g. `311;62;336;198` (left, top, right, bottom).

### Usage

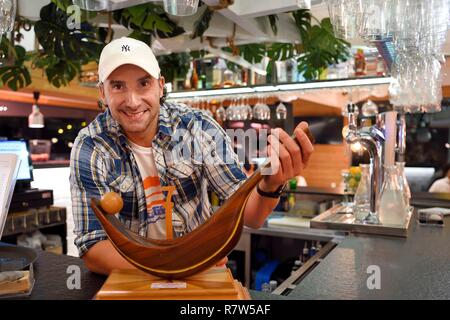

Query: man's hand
260;122;314;192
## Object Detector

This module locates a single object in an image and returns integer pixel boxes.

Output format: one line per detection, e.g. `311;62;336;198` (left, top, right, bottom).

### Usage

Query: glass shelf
166;76;393;99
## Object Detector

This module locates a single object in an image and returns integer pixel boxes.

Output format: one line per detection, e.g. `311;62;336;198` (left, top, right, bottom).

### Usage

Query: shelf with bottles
167;47;390;99
251;234;326;293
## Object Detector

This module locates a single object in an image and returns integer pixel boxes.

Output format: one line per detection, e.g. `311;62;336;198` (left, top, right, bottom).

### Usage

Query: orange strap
161;186;176;240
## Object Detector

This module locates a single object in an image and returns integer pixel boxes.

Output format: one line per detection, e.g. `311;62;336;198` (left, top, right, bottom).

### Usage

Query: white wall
31;167;78;257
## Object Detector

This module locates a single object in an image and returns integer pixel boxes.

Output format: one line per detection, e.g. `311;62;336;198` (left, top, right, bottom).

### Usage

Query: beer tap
345;102;385;224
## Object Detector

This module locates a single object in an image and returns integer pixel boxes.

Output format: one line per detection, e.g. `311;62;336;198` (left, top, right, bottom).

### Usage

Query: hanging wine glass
275;102;287;120
216;101;226;122
261;96;271;120
0;0;17;35
253;95;264;120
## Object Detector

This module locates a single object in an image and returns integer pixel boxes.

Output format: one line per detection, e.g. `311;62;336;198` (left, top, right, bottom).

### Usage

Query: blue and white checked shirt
70;102;247;257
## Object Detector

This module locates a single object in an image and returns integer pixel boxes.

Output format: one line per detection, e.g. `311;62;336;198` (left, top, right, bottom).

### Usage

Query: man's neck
125;125;158;148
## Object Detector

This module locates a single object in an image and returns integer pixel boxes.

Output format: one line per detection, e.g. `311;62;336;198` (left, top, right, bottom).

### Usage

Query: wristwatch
256;182;286;199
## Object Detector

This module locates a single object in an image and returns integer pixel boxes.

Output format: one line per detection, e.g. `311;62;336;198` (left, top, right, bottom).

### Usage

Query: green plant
33;2;103;87
0;37;31;91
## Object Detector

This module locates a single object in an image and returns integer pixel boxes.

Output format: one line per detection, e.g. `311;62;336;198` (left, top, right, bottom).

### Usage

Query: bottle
302;242;309;262
309;241;316;257
223;67;234;87
190;61;199;90
378;165;407;226
316;241;322;251
269;280;278;292
261;282;271;293
353;164;371;222
376;55;385;76
396;161;411;208
212;58;223;88
184;61;193;90
354;48;367;76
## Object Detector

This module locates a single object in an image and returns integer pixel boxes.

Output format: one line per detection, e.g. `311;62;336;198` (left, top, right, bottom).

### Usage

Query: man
429;163;450;193
70;37;314;275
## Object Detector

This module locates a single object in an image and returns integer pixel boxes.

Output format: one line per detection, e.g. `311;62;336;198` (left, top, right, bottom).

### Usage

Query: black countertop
4;193;450;300
288;214;450;300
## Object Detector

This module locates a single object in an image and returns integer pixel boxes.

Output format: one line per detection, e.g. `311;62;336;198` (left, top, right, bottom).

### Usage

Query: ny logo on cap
122;45;130;52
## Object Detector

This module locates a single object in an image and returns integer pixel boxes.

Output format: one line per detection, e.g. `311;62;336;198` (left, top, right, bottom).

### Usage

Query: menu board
0;154;20;238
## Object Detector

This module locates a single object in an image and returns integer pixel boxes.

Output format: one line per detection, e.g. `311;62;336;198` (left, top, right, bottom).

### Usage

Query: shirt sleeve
198;113;247;201
70;136;109;257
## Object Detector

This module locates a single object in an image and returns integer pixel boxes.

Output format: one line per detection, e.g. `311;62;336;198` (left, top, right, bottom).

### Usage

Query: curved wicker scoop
90;130;314;279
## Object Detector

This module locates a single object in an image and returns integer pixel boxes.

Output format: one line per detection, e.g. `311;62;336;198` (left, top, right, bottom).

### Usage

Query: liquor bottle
309;241;316;257
261;282;271;293
316;241;322;251
302;242;309;262
223;67;234;87
191;60;199;89
212;58;224;88
376;55;385;76
184;61;194;90
269;280;278;292
354;48;367;76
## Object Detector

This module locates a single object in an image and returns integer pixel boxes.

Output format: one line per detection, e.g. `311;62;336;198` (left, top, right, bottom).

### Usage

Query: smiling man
70;37;314;275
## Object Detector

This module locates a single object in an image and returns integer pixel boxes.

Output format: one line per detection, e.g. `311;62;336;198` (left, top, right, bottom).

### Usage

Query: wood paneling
301;144;351;188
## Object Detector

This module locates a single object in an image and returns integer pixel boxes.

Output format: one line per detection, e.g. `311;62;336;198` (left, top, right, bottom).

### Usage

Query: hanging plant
0;37;31;91
113;3;184;44
33;2;103;87
191;6;214;39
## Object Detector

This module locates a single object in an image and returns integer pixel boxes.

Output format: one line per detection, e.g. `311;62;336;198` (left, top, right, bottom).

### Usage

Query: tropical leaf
191;7;214;39
113;3;184;39
268;14;278;35
0;38;31;91
236;44;266;64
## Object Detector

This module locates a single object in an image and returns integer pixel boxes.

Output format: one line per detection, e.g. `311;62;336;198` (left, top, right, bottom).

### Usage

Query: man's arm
243;123;314;228
82;240;135;275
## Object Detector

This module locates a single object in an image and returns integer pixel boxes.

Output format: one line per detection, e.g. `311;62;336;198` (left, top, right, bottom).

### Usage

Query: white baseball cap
98;37;160;83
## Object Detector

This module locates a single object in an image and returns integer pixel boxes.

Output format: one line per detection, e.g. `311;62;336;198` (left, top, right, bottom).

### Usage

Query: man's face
100;64;164;138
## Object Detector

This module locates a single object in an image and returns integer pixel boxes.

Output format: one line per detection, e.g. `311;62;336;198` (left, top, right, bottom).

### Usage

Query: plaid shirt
70;102;246;257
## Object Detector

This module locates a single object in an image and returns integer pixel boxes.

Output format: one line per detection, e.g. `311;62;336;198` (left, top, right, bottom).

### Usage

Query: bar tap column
345;103;385;224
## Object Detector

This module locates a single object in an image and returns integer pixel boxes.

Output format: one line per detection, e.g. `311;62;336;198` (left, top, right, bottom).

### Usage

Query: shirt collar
102;103;175;150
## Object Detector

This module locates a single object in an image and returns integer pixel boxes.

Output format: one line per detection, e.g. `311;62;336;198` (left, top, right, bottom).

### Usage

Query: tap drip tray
310;203;414;238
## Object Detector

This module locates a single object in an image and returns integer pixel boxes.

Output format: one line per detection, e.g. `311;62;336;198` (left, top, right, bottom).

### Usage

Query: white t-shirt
127;140;167;239
429;177;450;193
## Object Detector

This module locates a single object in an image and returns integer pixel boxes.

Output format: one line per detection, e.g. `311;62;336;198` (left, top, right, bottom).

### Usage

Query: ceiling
16;0;450;55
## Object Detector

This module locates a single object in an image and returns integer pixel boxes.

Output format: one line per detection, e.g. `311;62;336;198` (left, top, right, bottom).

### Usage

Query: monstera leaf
113;3;184;39
0;39;31;91
191;7;214;39
268;14;278;35
33;2;103;87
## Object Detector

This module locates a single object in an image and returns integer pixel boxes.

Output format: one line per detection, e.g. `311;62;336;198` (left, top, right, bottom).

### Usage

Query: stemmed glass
0;0;16;35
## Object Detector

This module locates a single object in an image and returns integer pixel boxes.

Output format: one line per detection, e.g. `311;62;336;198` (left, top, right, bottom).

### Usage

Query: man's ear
159;76;165;98
98;83;107;107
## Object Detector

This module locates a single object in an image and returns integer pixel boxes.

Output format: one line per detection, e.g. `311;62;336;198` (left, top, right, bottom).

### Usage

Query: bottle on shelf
354;48;367;76
309;241;316;257
376;55;385;76
269;280;278;292
184;61;194;90
261;282;271;293
191;60;199;89
302;242;309;263
212;58;224;88
316;241;322;251
223;66;235;88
